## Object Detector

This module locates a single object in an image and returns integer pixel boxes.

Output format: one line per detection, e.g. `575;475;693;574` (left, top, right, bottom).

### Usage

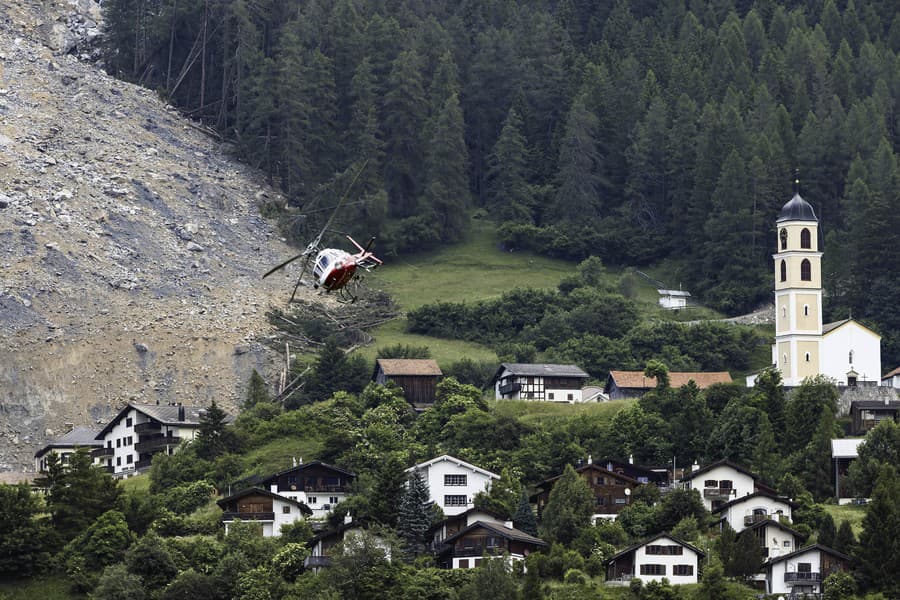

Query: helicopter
263;164;382;303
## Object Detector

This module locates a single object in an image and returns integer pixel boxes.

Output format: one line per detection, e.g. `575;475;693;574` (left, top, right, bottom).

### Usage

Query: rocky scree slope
0;0;312;476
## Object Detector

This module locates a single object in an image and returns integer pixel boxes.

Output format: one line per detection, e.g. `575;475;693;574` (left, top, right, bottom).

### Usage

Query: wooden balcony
304;556;332;569
785;572;821;583
498;382;521;396
135;435;181;453
703;487;737;499
134;421;161;434
91;447;114;459
221;511;275;522
452;545;505;558
744;514;772;526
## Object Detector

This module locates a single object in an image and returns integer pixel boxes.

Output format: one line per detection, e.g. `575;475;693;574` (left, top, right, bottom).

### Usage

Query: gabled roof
605;371;732;391
822;318;881;339
680;459;758;482
657;289;691;297
406;455;500;479
95;403;230;439
535;463;638;491
34;426;102;458
427;507;509;535
375;358;443;376
216;487;312;516
764;543;851;566
831;438;864;459
439;520;547;549
605;533;706;565
309;520;364;545
493;363;589;381
737;518;807;542
260;461;357;484
711;490;799;514
849;399;900;410
882;366;900;380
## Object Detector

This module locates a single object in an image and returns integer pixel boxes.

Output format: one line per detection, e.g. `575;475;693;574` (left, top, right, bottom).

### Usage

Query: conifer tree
244;369;270;408
486;107;533;222
538;464;593;545
554;92;602;224
513;491;538;537
397;468;432;560
857;465;900;596
423;93;470;243
833;520;857;555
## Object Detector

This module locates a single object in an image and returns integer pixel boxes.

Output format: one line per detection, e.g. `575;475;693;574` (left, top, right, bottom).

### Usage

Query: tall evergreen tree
422;93;470;243
857;465;900;596
397;468;432;560
553;92;602;224
513;491;538;537
486;107;534;222
538;463;593;545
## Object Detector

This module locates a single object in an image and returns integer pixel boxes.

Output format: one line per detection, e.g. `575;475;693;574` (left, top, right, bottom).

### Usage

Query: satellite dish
625;488;632;496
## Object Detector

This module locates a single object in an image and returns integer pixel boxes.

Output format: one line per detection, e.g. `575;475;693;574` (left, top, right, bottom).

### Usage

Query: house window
548;392;554;400
126;455;133;464
597;497;606;505
445;474;467;486
116;439;121;448
780;228;787;250
614;498;627;504
646;545;683;555
459;559;469;569
127;436;133;445
719;480;733;489
640;564;666;576
784;541;791;548
704;480;718;488
474;559;482;567
329;497;338;504
673;565;694;576
780;260;787;282
801;228;811;249
309;497;317;504
567;393;574;401
801;259;811;281
116;457;121;466
596;476;605;485
849;350;854;364
798;563;811;573
445;495;468;506
282;506;291;514
126;417;133;427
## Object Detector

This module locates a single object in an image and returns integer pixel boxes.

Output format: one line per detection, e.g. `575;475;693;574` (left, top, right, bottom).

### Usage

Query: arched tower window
805;352;811;362
801;259;811;281
780;228;788;250
780;260;787;282
801;228;811;249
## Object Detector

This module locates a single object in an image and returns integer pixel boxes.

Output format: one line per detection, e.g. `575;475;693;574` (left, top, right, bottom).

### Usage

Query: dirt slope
0;0;309;474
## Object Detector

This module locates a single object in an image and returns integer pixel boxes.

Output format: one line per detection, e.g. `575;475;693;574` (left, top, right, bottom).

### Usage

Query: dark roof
259;461;357;484
535;464;638;491
440;520;547;549
34;426;102;458
737;518;807;542
375;358;443;376
309;520;363;545
426;507;510;536
711;490;799;514
216;487;312;516
493;363;589;381
765;543;851;566
96;403;231;439
850;400;900;410
680;459;758;482
777;193;817;223
605;532;706;565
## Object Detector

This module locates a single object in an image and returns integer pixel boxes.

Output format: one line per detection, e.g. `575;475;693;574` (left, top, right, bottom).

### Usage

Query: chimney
629;454;634;465
298;456;303;465
178;405;185;421
344;512;353;525
692;460;700;473
587;454;592;465
292;457;297;467
505;520;514;528
64;422;75;433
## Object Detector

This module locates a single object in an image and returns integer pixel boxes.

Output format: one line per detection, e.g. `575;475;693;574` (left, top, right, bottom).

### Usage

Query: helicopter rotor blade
262;252;309;279
289;255;314;303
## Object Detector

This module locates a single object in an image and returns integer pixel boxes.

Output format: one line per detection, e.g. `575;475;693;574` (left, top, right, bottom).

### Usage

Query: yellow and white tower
773;186;823;386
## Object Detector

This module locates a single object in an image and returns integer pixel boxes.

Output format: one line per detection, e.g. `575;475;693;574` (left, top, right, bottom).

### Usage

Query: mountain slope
0;0;309;475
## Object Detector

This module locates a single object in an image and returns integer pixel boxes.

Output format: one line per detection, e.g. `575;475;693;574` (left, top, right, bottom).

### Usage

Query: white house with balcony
492;363;590;402
34;426;102;473
407;455;499;516
256;460;356;520
217;487;311;537
92;403;225;477
679;459;760;512
605;533;705;585
737;518;805;561
712;490;796;533
764;544;851;596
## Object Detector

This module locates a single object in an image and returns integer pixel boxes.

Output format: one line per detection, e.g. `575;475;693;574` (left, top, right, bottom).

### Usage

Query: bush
563;568;588;585
164;480;215;515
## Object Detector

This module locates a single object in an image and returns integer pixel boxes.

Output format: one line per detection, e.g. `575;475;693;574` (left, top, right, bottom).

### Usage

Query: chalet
679;459;770;512
596;457;670;487
711;490;797;533
881;365;900;388
256;460;356;520
849;399;900;435
373;358;443;408
604;370;733;400
306;518;392;571
34;426;102;473
605;533;705;585
406;455;499;516
492;363;590;402
657;289;691;309
763;544;851;596
92;403;229;478
428;507;511;552
435;521;547;569
217;487;311;537
532;463;638;520
736;518;806;560
831;438;864;502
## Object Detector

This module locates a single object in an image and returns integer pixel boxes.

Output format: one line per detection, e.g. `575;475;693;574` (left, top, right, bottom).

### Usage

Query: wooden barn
373;358;443;409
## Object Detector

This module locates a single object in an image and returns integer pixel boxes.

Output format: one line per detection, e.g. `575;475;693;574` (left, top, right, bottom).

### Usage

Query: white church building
768;189;881;387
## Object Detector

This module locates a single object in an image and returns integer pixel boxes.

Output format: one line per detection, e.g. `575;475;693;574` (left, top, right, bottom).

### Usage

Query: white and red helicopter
263;165;382;303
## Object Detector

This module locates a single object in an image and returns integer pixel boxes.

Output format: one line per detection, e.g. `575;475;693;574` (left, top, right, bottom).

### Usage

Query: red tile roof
608;370;732;390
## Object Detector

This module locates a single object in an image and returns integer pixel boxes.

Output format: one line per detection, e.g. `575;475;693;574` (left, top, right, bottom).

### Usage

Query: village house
492;363;590;402
831;438;865;502
736;518;806;560
711;490;797;533
373;358;443;409
604;370;733;400
595;457;670;487
254;460;356;520
305;517;392;572
679;459;772;512
880;366;900;388
428;507;510;552
216;487;311;537
34;426;101;473
763;544;852;596
604;533;705;585
657;289;691;309
435;521;547;569
849;398;900;435
92;403;227;478
532;462;638;520
406;455;499;516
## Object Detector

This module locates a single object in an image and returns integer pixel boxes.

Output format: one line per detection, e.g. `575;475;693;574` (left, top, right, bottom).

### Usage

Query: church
769;188;881;387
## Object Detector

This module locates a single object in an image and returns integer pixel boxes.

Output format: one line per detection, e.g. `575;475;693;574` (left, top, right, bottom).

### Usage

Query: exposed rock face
0;0;310;474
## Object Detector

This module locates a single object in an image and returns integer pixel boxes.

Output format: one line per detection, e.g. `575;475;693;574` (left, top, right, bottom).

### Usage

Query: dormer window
780;228;788;250
800;228;811;249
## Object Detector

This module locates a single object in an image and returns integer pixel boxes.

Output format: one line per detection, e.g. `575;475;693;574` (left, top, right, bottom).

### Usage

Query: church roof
777;193;818;223
822;318;881;339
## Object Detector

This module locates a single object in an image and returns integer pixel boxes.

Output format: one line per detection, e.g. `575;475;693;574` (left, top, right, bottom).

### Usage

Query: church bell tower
773;180;823;386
